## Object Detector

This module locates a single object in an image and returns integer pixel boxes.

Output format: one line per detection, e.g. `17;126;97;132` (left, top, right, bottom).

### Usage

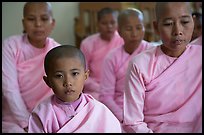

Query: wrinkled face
98;13;118;41
154;3;194;53
43;57;89;102
118;15;145;47
22;3;55;44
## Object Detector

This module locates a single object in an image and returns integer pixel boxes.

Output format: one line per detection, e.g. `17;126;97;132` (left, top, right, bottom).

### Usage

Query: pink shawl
28;93;122;133
123;45;202;133
2;34;59;132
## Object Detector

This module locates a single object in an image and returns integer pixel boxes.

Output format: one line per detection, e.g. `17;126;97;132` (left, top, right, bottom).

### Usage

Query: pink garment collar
53;94;82;110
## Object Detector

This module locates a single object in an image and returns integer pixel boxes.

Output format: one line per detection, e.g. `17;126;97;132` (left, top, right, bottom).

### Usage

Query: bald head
97;7;118;21
44;45;86;75
118;8;144;28
23;2;53;17
155;2;192;21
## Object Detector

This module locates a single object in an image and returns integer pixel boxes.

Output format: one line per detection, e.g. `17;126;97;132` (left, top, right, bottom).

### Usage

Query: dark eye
125;26;132;31
163;22;173;26
181;21;189;25
72;72;79;76
27;18;35;21
41;17;49;21
136;26;143;30
55;74;63;78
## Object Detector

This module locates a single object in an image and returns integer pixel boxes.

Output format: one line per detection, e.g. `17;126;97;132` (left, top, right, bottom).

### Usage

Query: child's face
22;3;55;43
118;15;145;47
154;3;194;52
98;13;118;40
44;57;89;102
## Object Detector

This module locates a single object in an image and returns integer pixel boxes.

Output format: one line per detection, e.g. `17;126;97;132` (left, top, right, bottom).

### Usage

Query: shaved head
155;2;192;21
44;45;86;75
118;8;144;28
23;2;53;17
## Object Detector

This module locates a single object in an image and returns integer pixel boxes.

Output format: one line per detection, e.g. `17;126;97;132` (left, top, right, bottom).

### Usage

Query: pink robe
80;31;124;100
190;35;202;46
123;45;202;133
99;40;153;122
2;34;60;133
28;93;122;133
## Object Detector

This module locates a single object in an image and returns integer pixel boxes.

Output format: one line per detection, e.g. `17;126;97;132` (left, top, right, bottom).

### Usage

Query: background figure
28;45;122;133
191;12;202;42
80;7;124;100
190;35;202;45
99;8;153;123
123;2;202;133
2;2;60;133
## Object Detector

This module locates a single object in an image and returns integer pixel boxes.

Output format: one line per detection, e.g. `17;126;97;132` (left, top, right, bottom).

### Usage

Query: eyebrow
163;15;191;21
180;15;191;19
70;68;81;71
54;68;80;73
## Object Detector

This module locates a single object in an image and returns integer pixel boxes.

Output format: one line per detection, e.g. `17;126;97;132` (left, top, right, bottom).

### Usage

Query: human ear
43;76;52;88
84;70;89;80
50;18;55;30
51;19;55;26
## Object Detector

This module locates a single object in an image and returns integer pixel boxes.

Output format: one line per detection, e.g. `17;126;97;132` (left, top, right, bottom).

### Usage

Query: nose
35;19;42;27
107;23;113;29
63;81;72;87
63;77;72;87
173;23;183;36
132;28;137;36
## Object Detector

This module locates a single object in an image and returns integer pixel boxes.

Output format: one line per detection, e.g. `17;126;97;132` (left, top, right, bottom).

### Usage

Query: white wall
2;2;79;46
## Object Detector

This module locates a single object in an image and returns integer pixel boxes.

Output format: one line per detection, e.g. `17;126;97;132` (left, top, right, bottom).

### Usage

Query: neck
161;45;186;57
124;43;139;55
28;37;46;48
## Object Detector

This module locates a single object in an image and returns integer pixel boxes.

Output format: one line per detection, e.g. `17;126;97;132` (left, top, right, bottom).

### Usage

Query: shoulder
46;37;60;47
189;36;202;46
85;94;112;111
81;33;100;45
80;33;100;52
130;46;158;69
105;45;123;61
82;93;107;109
3;34;24;46
102;45;125;71
141;40;155;49
2;34;25;52
3;34;23;41
133;45;157;61
32;95;53;113
187;44;202;56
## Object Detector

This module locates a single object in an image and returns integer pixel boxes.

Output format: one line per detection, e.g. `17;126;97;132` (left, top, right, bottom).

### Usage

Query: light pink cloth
80;31;124;100
28;93;122;133
190;35;202;46
2;34;60;133
123;45;202;133
99;40;153;122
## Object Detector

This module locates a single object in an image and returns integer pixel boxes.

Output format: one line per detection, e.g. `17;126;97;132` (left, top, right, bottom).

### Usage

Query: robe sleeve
28;112;45;133
80;39;99;92
99;55;122;122
123;59;153;133
2;39;30;128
